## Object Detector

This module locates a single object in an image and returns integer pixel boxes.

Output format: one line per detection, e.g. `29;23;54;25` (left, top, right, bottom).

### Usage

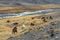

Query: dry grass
0;12;60;40
0;14;43;40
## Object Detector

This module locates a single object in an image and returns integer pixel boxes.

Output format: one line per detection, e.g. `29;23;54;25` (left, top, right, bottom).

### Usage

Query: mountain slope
0;0;60;4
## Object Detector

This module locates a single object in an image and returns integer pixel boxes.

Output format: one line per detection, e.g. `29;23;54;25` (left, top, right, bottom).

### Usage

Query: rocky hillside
5;12;60;40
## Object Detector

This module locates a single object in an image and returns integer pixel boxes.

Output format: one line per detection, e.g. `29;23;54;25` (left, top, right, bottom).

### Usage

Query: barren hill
0;4;60;14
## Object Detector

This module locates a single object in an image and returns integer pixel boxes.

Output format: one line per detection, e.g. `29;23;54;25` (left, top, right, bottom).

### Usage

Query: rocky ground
0;12;60;40
7;12;60;40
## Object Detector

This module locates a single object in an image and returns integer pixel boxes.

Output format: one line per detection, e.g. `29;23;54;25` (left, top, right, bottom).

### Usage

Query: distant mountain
0;0;60;4
0;0;60;7
19;0;60;4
